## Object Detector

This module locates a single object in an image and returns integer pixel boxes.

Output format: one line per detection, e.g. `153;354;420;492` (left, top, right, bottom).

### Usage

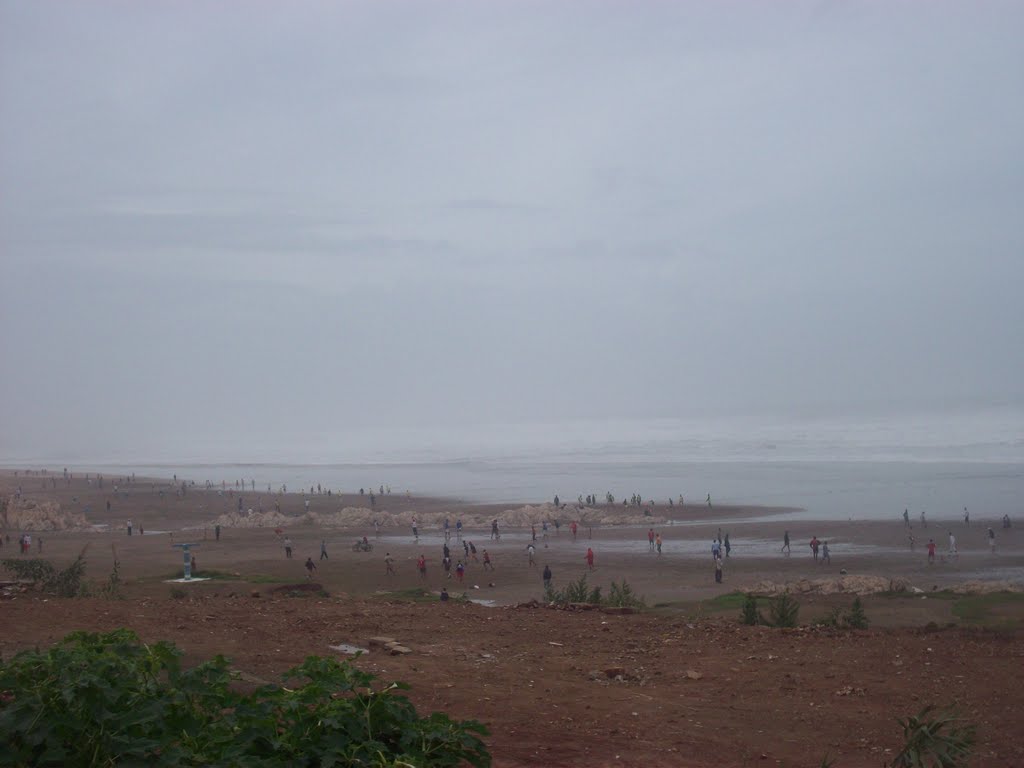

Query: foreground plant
0;629;490;767
890;705;976;768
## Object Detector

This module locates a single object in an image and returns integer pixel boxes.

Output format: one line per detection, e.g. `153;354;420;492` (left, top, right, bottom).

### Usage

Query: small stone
389;645;412;655
685;670;703;680
368;636;397;648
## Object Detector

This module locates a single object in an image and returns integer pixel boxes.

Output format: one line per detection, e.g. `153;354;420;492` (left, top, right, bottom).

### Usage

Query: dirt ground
3;470;1024;766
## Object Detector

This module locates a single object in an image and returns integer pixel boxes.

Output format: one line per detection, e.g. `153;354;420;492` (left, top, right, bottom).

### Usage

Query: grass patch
700;591;748;611
374;587;437;603
247;574;289;584
951;592;1024;627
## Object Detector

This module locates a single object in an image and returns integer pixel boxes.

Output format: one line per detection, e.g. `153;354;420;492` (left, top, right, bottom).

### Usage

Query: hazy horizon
2;1;1023;463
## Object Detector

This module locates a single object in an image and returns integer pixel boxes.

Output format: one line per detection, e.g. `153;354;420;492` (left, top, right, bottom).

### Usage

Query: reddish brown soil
3;593;1022;767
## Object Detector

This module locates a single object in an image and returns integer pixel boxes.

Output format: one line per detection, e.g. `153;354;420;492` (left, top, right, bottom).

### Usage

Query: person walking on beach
470;541;478;562
570;521;578;541
908;532;916;551
442;555;452;579
417;554;427;579
444;517;451;541
456;519;463;540
543;564;552;590
455;560;465;583
527;543;536;566
920;510;927;528
948;531;958;558
724;533;731;558
127;520;133;536
963;507;970;526
320;540;328;560
215;524;221;542
284;537;293;559
655;533;663;555
412;517;419;539
711;539;721;560
782;531;791;556
385;552;395;575
903;509;910;527
988;527;996;553
483;549;494;571
927;538;936;563
810;536;820;563
821;541;831;565
585;547;595;571
305;557;316;580
714;555;723;584
706;493;712;510
491;520;500;540
648;528;655;551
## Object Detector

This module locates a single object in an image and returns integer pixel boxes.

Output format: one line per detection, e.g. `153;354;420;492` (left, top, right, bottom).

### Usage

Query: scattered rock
604;667;626;679
388;645;412;655
685;670;703;680
368;636;397;648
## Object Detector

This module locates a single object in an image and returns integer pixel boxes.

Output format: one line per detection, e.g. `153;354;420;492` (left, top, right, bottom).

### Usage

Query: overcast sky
1;1;1022;462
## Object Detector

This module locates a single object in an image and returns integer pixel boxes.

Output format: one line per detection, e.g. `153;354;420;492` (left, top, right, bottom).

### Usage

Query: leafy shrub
0;629;491;767
97;546;122;600
560;574;594;603
606;580;646;608
2;552;89;597
768;593;800;628
845;596;869;629
891;705;975;767
545;575;641;608
740;594;764;625
1;558;56;583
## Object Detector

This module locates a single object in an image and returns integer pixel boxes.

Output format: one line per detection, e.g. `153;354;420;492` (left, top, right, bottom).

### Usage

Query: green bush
2;552;89;598
545;575;642;608
768;593;800;628
740;594;763;625
891;705;975;767
845;596;869;629
606;580;646;608
0;629;491;767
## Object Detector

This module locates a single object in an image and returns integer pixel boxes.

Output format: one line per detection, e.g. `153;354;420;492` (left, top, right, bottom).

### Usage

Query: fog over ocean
8;410;1022;520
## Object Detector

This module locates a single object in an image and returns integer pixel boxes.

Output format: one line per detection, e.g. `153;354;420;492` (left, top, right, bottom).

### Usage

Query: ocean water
20;411;1022;522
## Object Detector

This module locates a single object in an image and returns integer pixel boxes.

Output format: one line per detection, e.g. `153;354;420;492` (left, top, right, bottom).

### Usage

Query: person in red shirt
482;549;493;571
455;561;465;582
570;521;578;541
809;536;820;563
927;539;936;564
647;528;655;551
585;547;595;570
417;554;427;579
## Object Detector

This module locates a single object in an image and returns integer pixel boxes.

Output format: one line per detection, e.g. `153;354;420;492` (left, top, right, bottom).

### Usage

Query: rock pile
2;497;89;531
744;575;912;596
210;502;664;530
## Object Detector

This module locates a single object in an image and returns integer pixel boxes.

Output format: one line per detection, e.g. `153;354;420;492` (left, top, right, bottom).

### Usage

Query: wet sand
3;469;1020;605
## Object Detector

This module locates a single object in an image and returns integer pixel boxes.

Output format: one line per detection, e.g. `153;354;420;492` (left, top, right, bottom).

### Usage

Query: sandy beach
3;468;1023;767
